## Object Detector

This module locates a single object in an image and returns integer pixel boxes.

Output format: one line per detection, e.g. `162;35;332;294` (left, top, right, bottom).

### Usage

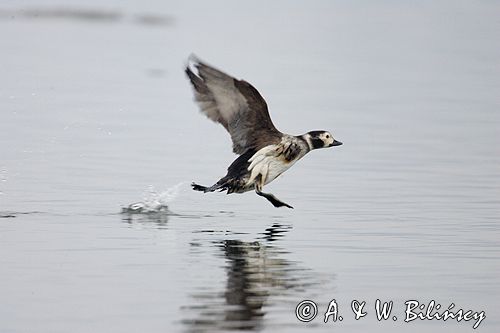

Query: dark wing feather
185;56;282;154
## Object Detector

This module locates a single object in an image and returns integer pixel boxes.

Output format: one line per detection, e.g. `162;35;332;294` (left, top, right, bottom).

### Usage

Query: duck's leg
254;177;294;209
256;191;294;209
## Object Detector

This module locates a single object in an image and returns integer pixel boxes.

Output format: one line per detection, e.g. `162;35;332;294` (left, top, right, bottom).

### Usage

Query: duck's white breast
246;141;305;187
263;158;295;184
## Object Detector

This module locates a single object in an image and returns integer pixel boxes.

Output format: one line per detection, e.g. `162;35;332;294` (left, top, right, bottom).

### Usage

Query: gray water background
1;1;499;332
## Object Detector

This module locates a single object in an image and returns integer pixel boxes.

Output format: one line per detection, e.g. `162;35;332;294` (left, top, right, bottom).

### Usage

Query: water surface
1;1;499;332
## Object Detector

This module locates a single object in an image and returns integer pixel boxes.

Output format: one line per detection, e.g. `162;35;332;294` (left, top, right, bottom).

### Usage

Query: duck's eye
326;134;330;139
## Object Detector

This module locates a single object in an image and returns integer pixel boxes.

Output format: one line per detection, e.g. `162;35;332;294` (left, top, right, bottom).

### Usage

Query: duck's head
304;130;342;150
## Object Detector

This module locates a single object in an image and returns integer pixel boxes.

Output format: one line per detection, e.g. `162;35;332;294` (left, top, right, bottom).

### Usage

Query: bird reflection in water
182;223;320;332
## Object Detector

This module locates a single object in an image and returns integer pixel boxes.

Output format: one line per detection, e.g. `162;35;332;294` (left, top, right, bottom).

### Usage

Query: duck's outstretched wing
185;55;282;154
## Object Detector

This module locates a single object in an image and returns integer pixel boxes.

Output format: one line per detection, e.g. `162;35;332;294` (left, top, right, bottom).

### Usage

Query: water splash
121;182;185;214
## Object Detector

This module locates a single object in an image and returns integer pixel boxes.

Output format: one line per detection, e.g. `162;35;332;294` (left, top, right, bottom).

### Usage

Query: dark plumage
185;57;282;154
185;55;342;208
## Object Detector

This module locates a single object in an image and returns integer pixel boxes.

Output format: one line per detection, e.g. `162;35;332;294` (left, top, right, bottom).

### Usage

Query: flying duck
185;56;342;208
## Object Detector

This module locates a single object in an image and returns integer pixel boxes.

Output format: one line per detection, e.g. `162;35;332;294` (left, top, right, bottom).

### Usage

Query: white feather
246;144;298;186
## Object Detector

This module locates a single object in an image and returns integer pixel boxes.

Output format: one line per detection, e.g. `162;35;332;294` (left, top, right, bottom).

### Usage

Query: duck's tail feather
191;182;226;193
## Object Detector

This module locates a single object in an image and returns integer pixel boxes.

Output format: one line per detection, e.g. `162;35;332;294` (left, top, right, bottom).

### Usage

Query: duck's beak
330;140;342;147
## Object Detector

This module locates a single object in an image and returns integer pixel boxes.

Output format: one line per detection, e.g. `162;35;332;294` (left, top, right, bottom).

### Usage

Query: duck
185;55;342;208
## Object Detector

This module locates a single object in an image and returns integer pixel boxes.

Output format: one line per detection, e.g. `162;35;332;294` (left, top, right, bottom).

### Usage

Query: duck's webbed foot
256;190;294;209
255;180;293;209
